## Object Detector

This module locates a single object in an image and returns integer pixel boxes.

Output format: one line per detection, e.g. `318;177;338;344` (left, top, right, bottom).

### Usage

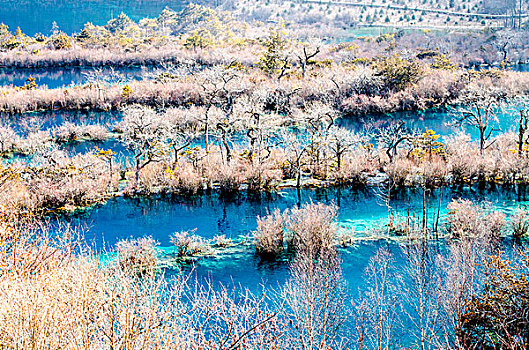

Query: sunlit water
67;186;527;248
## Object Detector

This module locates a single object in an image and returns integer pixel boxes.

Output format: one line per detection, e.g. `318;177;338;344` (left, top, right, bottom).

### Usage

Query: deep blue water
0;0;189;36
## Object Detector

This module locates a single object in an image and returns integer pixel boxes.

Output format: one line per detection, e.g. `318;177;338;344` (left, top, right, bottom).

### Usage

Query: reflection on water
0;66;147;89
68;185;528;248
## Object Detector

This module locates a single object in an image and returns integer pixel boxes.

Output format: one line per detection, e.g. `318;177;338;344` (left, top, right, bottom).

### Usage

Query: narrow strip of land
303;0;529;19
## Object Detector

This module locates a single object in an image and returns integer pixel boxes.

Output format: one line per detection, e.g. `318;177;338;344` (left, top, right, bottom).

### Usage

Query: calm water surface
70;186;528;248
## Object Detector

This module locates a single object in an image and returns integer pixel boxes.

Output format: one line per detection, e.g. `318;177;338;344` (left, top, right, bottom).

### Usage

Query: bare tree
193;66;240;153
121;105;167;188
399;242;442;350
326;126;361;172
295;102;338;178
295;40;321;78
514;97;529;158
437;239;487;349
279;129;311;189
281;249;350;350
355;247;400;350
164;107;202;169
376;120;414;163
0;124;19;156
454;87;504;155
185;282;284;349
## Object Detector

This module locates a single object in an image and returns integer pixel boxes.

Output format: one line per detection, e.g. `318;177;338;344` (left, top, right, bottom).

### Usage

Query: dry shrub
19;130;53;154
254;209;286;256
0;216;283;349
510;209;529;238
254;202;338;257
446;133;481;183
281;249;349;348
212;234;232;247
139;161;204;195
52;122;108;143
385;157;414;186
27;151;113;211
171;229;208;257
0;254;188;349
460;250;529;348
170;161;204;195
334;151;376;185
0;124;19;155
288;202;338;255
115;236;159;274
183;281;285;349
0;151;116;213
214;162;245;194
137;162;167;193
244;162;282;192
420;156;449;186
446;199;505;239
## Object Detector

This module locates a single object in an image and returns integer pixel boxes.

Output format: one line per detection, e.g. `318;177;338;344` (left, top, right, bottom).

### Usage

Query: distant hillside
225;0;528;30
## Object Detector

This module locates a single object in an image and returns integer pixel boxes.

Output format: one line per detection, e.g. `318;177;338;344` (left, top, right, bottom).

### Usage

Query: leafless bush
0;124;19;155
171;229;208;257
288;202;339;256
115;236;160;274
0;212;286;349
446;199;505;239
510;208;529;238
399;242;442;349
254;202;338;257
183;281;285;349
254;208;286;256
281;249;350;349
212;234;232;247
355;247;399;350
437;239;488;349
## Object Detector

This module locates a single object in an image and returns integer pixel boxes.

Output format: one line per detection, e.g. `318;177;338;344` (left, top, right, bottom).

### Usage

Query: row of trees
1;89;529;212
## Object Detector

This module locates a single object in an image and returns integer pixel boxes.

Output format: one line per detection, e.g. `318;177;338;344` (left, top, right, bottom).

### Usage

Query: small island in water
1;0;529;348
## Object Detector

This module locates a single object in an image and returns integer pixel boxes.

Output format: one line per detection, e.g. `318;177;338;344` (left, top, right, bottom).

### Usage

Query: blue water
2;110;121;131
8;107;517;138
0;66;147;89
69;186;527;249
0;0;188;36
338;105;522;138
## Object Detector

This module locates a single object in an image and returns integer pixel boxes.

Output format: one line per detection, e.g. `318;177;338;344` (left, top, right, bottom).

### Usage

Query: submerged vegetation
3;0;529;348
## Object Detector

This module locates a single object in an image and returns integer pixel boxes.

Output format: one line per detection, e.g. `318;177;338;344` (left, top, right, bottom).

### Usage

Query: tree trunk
135;157;141;188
